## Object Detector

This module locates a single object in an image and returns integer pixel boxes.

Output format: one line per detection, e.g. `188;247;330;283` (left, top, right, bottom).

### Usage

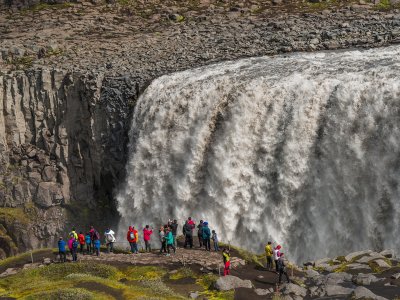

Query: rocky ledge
0;0;400;257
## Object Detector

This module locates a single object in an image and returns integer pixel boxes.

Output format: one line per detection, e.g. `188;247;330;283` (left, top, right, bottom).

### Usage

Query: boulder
347;263;371;271
326;285;354;296
379;249;394;258
281;283;307;297
0;268;18;278
353;273;379;285
345;250;372;262
352;286;388;300
305;269;319;278
189;291;199;299
214;275;253;291
374;259;390;268
390;273;400;279
356;253;385;263
326;272;352;285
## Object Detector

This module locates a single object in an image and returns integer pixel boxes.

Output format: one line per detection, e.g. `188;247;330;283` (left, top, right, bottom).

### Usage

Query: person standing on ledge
183;221;193;249
143;225;153;252
202;222;211;251
265;241;273;270
105;228;116;253
159;226;167;254
85;232;91;254
78;232;85;254
127;226;137;254
197;220;204;248
212;230;219;251
170;220;178;248
273;245;282;273
58;237;66;263
277;253;290;284
222;248;231;276
165;227;176;256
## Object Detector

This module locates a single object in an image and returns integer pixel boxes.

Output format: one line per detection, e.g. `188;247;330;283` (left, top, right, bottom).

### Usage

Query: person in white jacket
105;228;116;253
273;245;282;273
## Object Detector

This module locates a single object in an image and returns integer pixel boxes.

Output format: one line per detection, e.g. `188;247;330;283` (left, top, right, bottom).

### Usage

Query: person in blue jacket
58;237;66;262
85;232;91;254
94;239;101;256
202;222;211;251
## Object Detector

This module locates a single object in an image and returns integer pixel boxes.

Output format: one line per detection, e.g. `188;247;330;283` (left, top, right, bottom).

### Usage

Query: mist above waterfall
117;46;400;263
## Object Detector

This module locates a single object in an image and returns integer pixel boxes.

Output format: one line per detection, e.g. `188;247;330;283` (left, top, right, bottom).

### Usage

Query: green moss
368;261;381;273
196;274;234;300
0;207;32;225
123;266;166;281
24;288;95;300
336;255;346;263
6;56;34;70
333;263;349;273
169;267;196;280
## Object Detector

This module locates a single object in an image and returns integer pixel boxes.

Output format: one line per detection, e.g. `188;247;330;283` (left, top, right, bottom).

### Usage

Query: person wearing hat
202;221;211;251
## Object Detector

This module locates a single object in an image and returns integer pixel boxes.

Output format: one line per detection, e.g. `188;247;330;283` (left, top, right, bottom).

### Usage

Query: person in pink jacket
143;225;153;252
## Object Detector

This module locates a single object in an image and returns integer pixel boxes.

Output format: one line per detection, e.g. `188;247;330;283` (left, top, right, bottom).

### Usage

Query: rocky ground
1;0;400;258
0;243;399;299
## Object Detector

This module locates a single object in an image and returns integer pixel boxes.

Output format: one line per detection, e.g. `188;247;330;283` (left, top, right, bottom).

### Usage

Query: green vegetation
0;207;32;225
169;267;196;280
6;56;35;70
0;262;185;299
197;274;234;300
219;242;266;267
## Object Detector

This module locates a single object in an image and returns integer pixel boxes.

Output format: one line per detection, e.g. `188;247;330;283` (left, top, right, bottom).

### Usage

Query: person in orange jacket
127;226;139;254
78;231;85;254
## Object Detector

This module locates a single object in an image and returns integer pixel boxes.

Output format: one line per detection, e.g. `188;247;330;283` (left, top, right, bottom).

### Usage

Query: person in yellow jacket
69;228;78;240
265;241;273;270
222;248;231;276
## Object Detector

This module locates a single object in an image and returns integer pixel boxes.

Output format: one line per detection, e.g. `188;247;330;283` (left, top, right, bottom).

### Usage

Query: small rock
353;273;379;286
254;288;270;296
189;291;199;299
326;285;354;296
345;250;372;262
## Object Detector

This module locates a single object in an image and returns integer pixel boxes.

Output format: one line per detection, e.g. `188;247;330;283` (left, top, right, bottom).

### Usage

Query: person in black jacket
183;221;193;248
277;253;290;284
197;220;204;248
170;219;178;248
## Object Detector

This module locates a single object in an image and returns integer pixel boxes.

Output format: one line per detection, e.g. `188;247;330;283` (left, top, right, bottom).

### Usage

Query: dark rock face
0;70;135;257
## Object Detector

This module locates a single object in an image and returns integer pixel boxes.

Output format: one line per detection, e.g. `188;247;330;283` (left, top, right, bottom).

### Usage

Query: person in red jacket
143;225;153;252
127;226;139;254
78;232;85;254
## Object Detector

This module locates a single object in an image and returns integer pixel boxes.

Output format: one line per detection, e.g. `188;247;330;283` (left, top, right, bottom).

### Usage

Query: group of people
182;217;219;252
57;226;104;262
265;241;290;284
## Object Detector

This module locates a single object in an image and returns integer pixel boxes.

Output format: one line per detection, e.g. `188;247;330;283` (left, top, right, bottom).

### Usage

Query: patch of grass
123;266;166;281
24;288;95;300
219;242;265;267
169;267;196;280
368;261;381;273
336;255;347;263
333;263;349;273
7;56;34;70
0;207;32;225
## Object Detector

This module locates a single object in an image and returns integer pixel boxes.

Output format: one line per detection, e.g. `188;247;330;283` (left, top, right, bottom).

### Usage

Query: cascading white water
117;45;400;263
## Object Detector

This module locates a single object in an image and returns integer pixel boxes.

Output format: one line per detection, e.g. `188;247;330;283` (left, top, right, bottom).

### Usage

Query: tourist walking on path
105;228;116;253
277;253;290;284
197;220;204;248
202;222;211;251
85;232;91;254
143;225;153;252
127;226;139;254
265;241;273;270
212;230;219;251
159;226;167;254
58;237;66;262
183;221;193;248
165;227;176;256
78;232;85;254
273;245;282;273
170;220;178;248
222;248;231;276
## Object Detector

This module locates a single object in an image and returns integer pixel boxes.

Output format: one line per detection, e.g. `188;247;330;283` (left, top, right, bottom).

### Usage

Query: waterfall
116;45;400;263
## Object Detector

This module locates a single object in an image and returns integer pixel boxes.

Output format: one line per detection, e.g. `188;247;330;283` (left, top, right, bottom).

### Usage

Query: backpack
129;232;135;240
72;239;79;249
106;234;114;242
